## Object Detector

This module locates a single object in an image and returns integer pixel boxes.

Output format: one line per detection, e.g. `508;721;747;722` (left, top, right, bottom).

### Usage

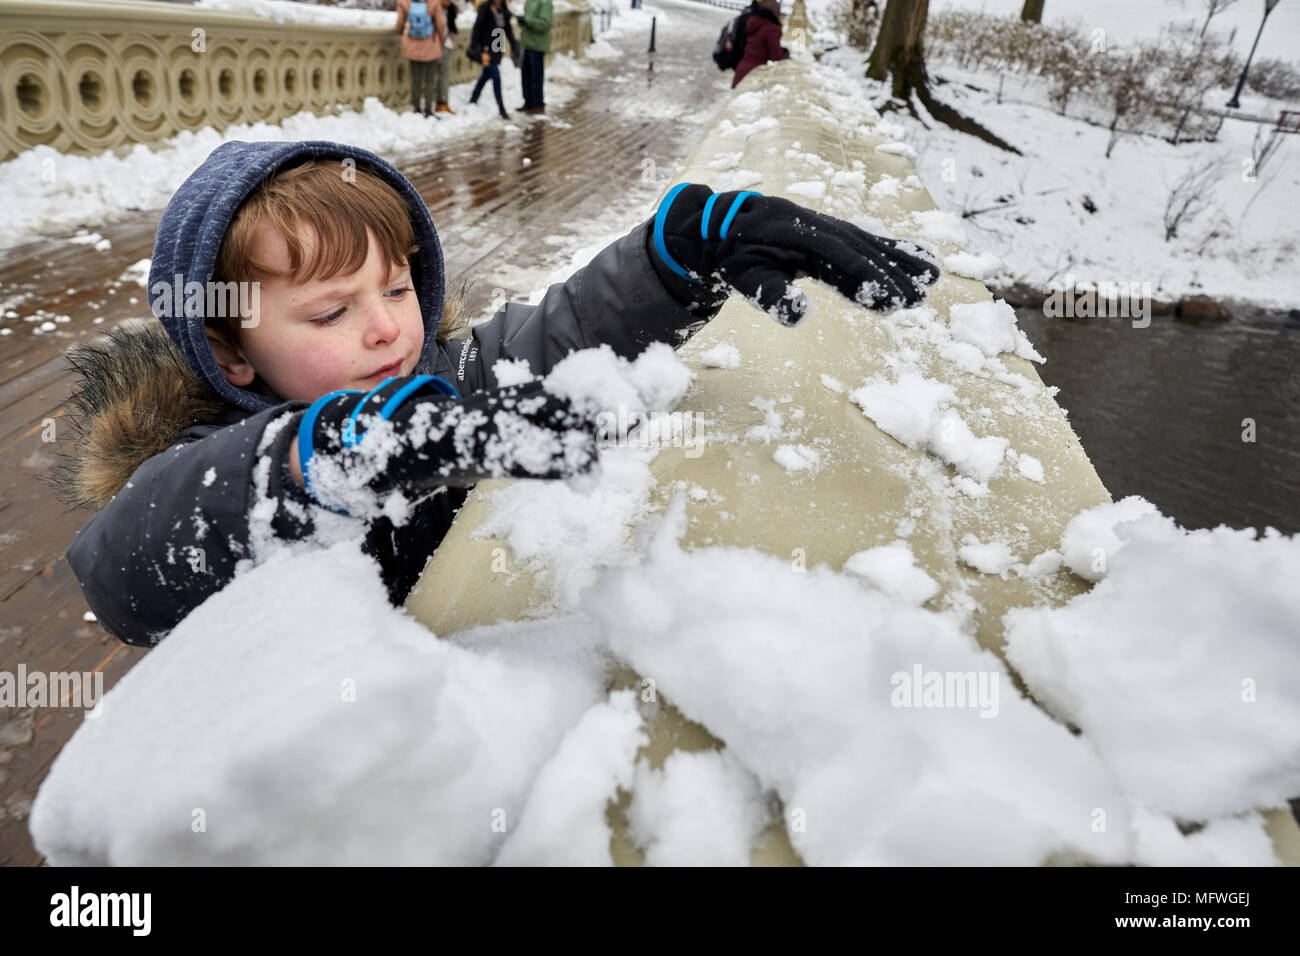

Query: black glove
296;374;600;517
648;183;940;326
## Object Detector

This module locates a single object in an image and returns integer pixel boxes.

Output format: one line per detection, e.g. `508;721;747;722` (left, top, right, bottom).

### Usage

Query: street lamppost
1226;0;1282;109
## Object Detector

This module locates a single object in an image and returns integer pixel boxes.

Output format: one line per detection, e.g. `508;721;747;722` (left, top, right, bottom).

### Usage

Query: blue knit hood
148;140;445;414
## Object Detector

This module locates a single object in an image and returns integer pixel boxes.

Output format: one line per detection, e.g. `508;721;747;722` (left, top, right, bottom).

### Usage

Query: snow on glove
297;374;601;517
649;182;941;326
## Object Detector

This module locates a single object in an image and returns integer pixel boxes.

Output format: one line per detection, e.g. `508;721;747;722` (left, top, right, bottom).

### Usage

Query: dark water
1015;306;1300;535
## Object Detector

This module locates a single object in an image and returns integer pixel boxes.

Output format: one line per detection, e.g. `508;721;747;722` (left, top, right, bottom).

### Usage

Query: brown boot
436;103;456;115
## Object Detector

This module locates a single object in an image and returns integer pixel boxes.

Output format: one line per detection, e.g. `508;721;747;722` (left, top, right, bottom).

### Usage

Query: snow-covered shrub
1038;26;1102;115
1246;58;1300;102
1163;155;1224;240
1145;22;1238;144
927;10;1239;146
1098;46;1158;157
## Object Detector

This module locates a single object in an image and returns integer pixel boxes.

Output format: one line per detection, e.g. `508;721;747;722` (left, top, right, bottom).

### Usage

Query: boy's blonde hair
210;158;467;348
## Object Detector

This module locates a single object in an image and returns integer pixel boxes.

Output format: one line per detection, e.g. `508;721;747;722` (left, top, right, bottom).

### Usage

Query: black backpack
712;7;755;71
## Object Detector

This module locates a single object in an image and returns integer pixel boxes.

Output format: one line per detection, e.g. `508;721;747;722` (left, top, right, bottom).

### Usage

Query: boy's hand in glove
647;183;941;326
293;375;601;517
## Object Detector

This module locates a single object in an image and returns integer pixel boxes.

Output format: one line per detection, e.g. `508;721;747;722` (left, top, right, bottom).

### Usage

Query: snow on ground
0;1;661;251
805;0;1300;308
805;0;1300;66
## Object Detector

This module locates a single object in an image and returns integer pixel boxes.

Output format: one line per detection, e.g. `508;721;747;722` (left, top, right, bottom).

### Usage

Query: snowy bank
806;0;1300;310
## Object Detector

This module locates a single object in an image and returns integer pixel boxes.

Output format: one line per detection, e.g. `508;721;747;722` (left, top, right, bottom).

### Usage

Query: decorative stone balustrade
0;0;593;161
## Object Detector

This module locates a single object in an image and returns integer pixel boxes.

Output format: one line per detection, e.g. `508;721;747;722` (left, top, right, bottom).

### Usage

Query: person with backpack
466;0;520;120
396;0;449;118
730;0;788;89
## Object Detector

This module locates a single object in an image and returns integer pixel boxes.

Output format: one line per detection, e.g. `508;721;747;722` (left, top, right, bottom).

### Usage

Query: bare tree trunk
866;0;1021;153
1021;0;1045;24
866;0;929;88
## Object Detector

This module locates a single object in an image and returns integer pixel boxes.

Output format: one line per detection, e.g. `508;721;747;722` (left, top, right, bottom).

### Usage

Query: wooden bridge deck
0;3;731;865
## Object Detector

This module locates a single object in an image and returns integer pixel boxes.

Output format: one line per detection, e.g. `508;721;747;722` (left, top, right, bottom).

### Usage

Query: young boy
57;140;938;647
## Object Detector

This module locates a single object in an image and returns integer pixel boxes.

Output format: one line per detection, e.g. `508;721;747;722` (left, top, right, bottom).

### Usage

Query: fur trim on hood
47;320;231;512
48;281;471;512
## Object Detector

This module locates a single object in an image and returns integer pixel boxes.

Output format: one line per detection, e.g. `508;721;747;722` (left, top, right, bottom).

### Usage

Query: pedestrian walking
466;0;520;120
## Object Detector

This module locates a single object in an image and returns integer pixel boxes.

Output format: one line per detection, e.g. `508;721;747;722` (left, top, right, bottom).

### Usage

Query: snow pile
583;496;1180;866
772;443;821;473
544;341;694;421
28;541;612;865
947;300;1043;362
843;541;939;606
869;174;902;199
1021;548;1064;580
944;251;1002;281
1005;499;1300;822
627;750;770;866
470;343;696;607
909;209;963;241
875;141;917;159
850;371;1009;482
787;180;828;201
470;448;660;608
1058;495;1160;582
957;535;1018;576
719;116;781;140
493;690;647;866
700;343;742;369
30;484;1298;865
1012;451;1045;483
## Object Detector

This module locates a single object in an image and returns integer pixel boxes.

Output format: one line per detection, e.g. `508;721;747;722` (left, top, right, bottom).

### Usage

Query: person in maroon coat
733;0;789;89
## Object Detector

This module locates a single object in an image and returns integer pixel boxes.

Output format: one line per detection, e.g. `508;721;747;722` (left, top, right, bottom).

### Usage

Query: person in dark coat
466;0;519;119
733;0;789;89
53;141;939;648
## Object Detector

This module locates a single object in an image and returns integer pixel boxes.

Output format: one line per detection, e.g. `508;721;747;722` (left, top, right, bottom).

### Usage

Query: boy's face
207;223;425;403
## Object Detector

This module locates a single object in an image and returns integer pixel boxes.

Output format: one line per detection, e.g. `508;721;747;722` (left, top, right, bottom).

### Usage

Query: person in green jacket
517;0;553;113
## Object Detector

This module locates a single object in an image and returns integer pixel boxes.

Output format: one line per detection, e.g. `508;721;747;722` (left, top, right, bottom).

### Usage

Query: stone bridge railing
0;0;593;161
